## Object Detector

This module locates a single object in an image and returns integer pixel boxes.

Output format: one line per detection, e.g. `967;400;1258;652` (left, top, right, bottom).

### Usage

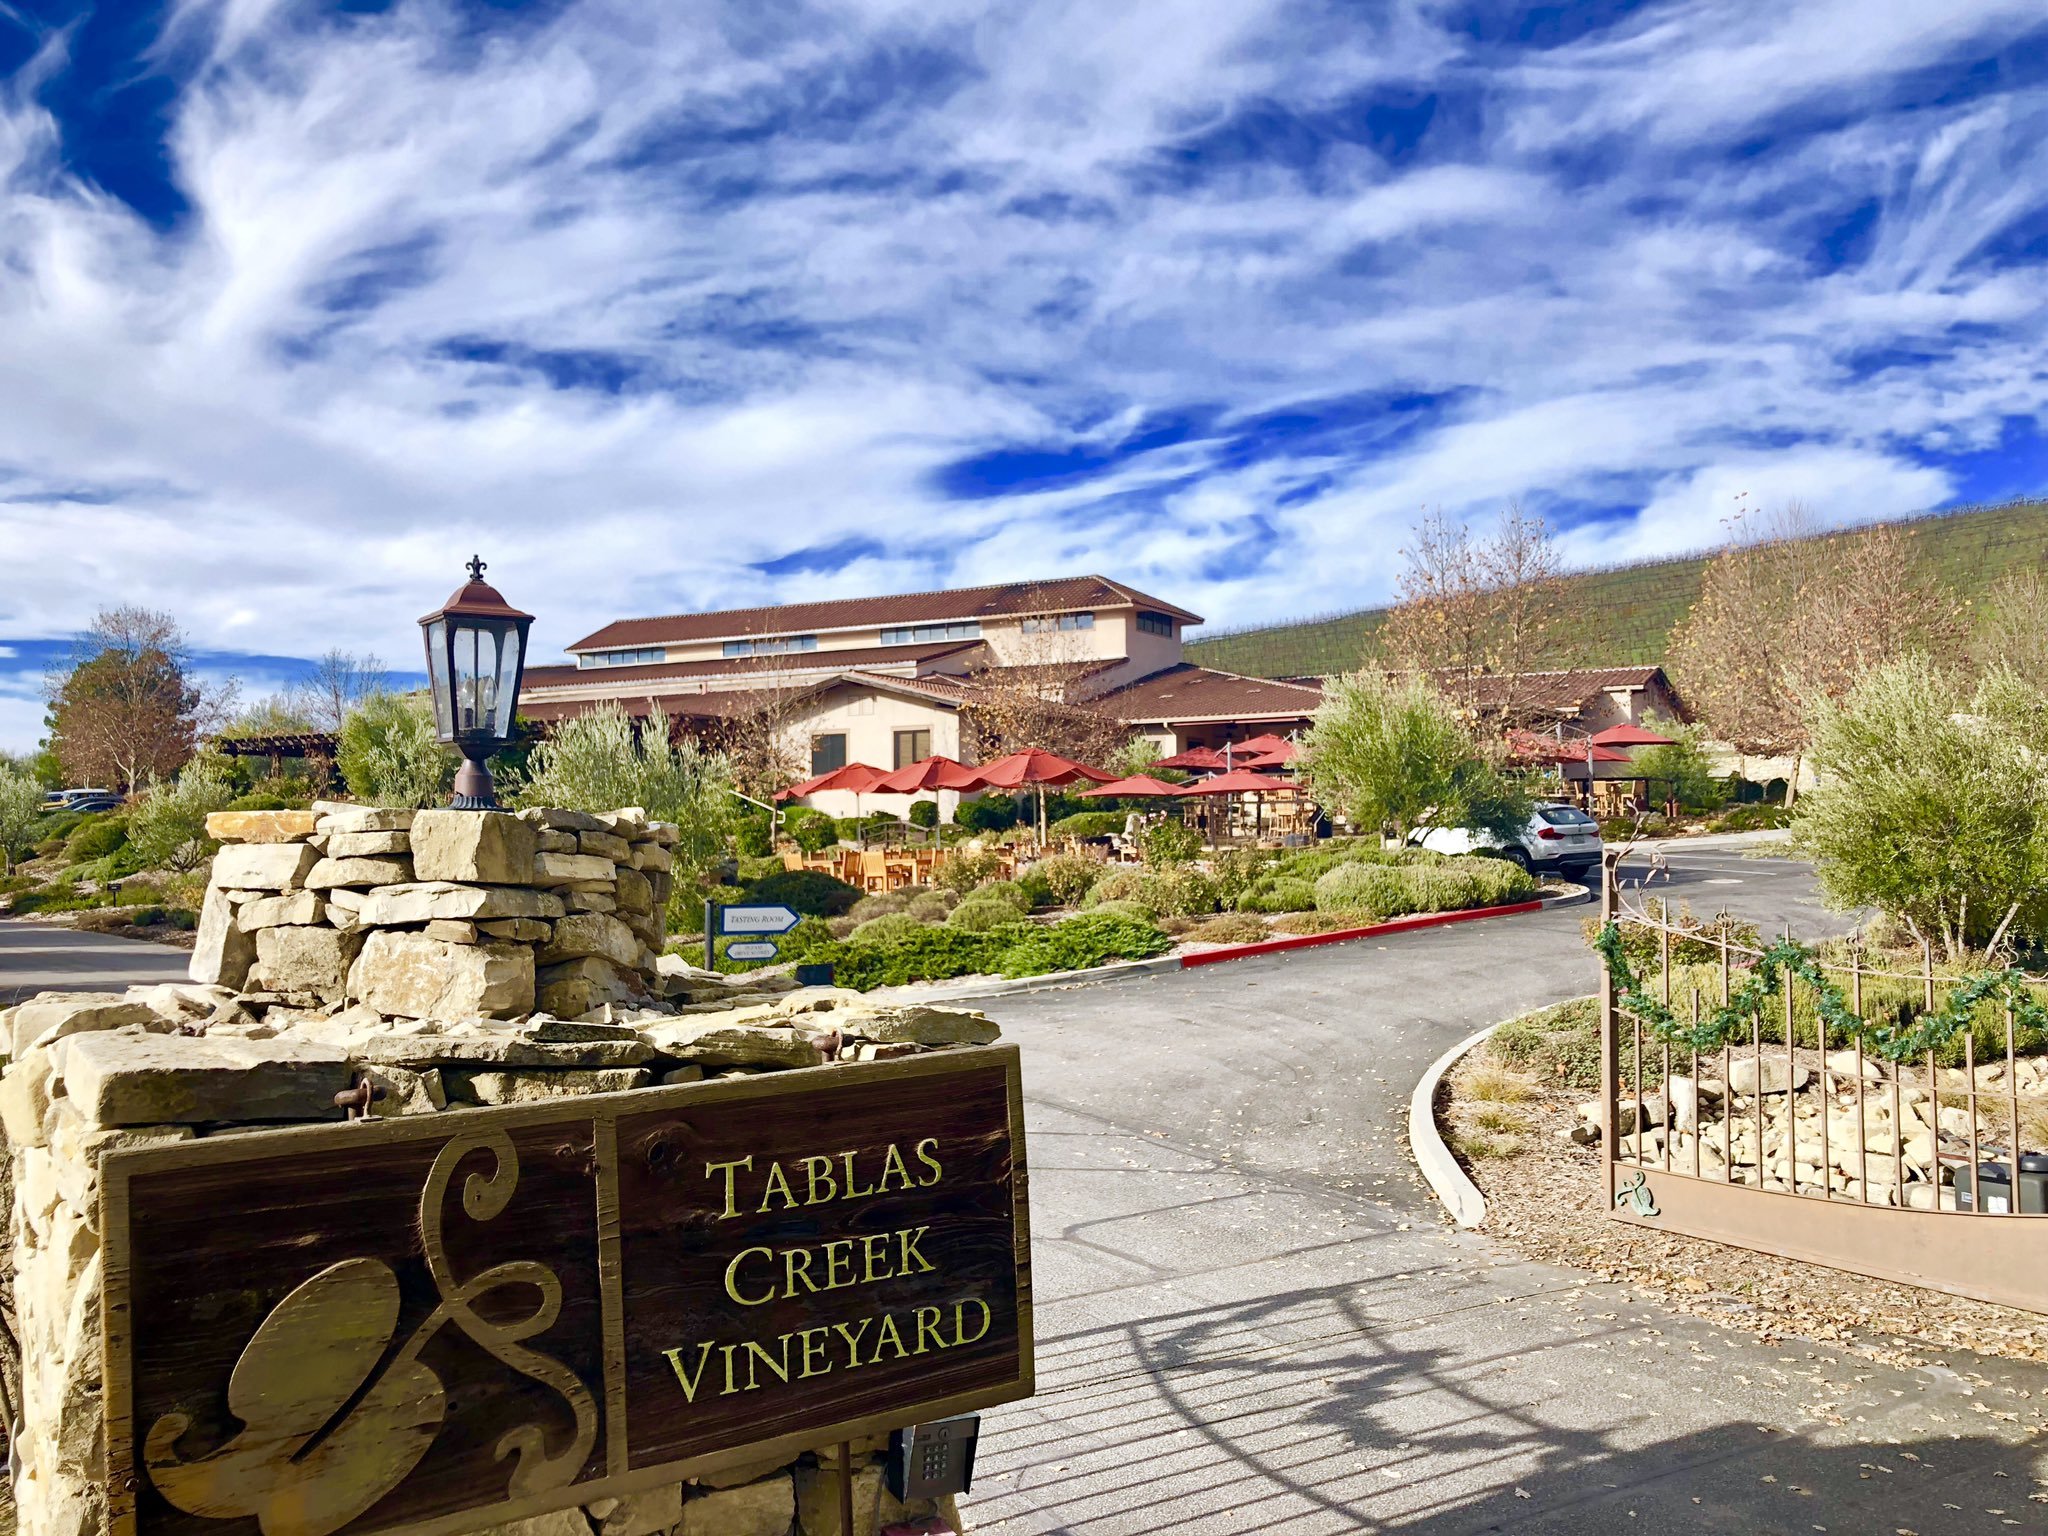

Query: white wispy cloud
0;0;2043;750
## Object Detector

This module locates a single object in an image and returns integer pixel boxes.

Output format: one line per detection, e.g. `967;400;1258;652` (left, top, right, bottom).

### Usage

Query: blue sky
4;1;2048;751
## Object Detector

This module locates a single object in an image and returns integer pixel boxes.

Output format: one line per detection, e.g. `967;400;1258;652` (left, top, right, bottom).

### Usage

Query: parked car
1409;802;1604;882
53;788;123;814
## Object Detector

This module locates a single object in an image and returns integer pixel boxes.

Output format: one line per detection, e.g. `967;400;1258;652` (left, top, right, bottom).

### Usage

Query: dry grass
1462;1062;1537;1105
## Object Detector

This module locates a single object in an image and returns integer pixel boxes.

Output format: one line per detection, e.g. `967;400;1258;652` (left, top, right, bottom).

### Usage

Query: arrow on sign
726;940;780;962
717;905;802;935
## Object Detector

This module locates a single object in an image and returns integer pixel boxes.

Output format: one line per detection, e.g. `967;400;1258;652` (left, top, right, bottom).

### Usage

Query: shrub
1088;898;1157;924
65;814;127;861
739;868;863;918
1083;867;1157;914
955;795;1019;833
1151;867;1220;916
1273;910;1372;936
975;881;1032;914
1048;810;1124;840
1011;866;1054;909
781;806;839;854
849;912;925;946
782;926;1002;990
1183;913;1270;945
909;800;940;828
949;896;1028;933
935;850;1004;894
1488;997;1610;1088
905;889;955;921
515;702;733;886
1208;847;1274;908
848;891;912;922
990;911;1173;978
1713;802;1792;833
339;692;454;808
1236;876;1317;914
128;756;238;871
1137;820;1202;868
734;815;773;857
1029;854;1100;906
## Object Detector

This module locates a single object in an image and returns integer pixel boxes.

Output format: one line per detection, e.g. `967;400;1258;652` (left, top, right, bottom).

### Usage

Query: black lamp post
419;556;535;809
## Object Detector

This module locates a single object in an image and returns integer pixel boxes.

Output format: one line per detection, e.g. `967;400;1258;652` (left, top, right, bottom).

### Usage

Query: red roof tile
522;640;983;692
1094;665;1325;724
566;575;1203;652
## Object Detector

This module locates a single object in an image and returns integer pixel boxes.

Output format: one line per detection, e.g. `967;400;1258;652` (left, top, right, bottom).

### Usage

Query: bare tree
45;607;233;791
293;649;386;733
1668;504;1961;803
706;662;819;804
1380;503;1566;724
958;601;1132;767
1971;569;2048;680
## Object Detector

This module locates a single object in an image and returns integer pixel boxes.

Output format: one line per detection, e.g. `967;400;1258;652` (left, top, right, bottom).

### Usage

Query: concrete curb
887;884;1592;1004
1408;1022;1502;1230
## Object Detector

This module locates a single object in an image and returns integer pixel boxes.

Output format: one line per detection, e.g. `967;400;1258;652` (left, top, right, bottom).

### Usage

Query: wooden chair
858;850;890;893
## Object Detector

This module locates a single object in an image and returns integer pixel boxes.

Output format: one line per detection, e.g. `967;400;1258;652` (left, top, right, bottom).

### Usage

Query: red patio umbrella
1587;722;1678;748
969;749;1115;842
1232;734;1291;755
1506;730;1629;766
1240;741;1299;767
873;754;985;793
776;762;891;834
1076;774;1187;799
1153;745;1230;771
1182;769;1300;796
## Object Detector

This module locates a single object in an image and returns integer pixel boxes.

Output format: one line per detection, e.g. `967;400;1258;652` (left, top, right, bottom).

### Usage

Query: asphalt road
965;848;2048;1534
0;918;189;1004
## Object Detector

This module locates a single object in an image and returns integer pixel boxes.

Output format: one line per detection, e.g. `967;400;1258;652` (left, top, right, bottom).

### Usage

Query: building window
894;729;931;769
811;734;847;775
723;635;819;658
1136;611;1174;637
1020;612;1095;634
577;646;666;669
880;621;981;646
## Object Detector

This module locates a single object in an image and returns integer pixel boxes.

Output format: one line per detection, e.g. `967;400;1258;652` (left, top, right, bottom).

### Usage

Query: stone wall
1;804;992;1536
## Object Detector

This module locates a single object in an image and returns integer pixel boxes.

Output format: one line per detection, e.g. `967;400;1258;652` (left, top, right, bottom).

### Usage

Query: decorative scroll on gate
102;1046;1032;1536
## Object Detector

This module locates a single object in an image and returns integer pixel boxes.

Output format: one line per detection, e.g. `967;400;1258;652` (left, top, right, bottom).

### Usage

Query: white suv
1409;802;1604;883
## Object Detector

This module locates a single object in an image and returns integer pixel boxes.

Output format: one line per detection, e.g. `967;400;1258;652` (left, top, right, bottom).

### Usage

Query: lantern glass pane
493;626;521;737
425;620;454;737
457;624;500;737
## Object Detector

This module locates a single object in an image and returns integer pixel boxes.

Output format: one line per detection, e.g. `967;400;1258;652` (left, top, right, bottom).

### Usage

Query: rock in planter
538;912;641;969
314;806;417;835
839;1006;1000;1048
348;931;535;1020
204;809;320;843
531;851;618;887
681;1473;792;1536
9;992;162;1058
586;1484;684;1536
410;809;540;885
445;1067;653;1105
324;829;412;858
235;890;326;931
254;926;364;1004
209;841;319;892
190;885;259;990
1728;1058;1810;1096
357;882;565;926
641;1021;826;1070
60;1032;352;1125
306;855;415;889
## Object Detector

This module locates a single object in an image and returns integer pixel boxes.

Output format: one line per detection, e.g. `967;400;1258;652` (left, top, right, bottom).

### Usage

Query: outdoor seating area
774;738;1317;868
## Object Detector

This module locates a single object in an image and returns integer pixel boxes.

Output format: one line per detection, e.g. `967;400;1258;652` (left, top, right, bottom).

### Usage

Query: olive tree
337;692;454;808
127;755;239;871
1794;657;2048;961
0;763;42;874
1628;715;1727;813
1299;671;1527;844
513;704;735;887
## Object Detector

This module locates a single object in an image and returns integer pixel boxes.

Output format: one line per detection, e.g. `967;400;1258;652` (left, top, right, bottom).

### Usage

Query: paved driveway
0;919;189;1004
965;851;2048;1533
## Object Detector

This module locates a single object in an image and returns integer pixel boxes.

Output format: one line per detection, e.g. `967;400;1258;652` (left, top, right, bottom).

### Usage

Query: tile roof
1094;665;1325;724
1459;666;1676;718
566;575;1203;652
522;640;984;692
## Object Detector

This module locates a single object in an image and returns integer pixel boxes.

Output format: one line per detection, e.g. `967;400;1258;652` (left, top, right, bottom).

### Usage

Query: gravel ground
1444;1045;2048;1388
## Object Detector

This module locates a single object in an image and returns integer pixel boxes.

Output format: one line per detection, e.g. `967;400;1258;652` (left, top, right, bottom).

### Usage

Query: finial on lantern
466;554;487;582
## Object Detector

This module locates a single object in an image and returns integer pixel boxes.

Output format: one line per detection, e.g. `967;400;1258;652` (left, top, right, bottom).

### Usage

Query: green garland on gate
1592;921;2048;1064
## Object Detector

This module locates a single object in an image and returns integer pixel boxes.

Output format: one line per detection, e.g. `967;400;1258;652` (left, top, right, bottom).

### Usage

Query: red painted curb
1176;897;1547;968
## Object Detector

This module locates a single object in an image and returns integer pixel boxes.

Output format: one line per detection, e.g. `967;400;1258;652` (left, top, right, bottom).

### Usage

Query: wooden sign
101;1046;1031;1536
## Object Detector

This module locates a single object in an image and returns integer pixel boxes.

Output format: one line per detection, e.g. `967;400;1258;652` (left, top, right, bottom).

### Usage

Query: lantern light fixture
417;555;535;809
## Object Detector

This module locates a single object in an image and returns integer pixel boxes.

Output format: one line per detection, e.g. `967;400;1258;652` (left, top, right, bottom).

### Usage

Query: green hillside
1187;499;2048;679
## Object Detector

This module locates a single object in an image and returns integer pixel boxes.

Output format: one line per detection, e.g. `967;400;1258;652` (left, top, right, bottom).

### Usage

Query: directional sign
716;904;801;935
725;940;780;962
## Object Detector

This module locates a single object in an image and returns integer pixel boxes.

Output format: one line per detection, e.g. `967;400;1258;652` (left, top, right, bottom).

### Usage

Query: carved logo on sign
103;1047;1030;1536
